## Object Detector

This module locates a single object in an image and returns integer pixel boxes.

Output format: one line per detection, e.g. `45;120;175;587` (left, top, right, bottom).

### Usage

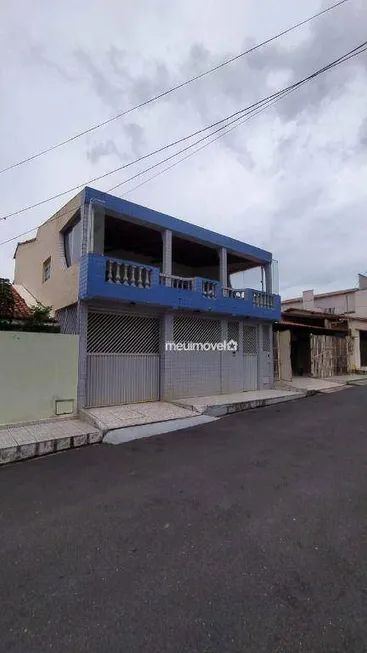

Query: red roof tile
11;286;31;318
0;282;31;319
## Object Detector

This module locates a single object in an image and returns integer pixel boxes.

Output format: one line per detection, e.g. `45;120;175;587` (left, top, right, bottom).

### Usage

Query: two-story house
14;187;281;409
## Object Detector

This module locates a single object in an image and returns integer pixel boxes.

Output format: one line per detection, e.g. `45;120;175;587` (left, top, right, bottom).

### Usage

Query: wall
81;254;282;321
161;315;273;400
315;293;355;314
354;289;367;317
0;332;79;426
347;319;367;370
13;193;83;313
282;292;357;315
281;299;303;311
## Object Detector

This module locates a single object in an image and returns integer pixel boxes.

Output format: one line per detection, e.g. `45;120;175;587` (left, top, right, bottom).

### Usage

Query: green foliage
27;304;52;327
0;278;14;321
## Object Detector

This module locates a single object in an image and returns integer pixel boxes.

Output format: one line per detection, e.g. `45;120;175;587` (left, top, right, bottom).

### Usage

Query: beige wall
281;299;303;311
0;332;79;426
315;293;356;314
354;289;367;318
283;291;362;316
13;193;82;312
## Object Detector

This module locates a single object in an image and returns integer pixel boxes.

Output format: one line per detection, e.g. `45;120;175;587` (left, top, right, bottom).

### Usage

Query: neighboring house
281;280;367;373
274;302;367;384
274;308;351;382
282;275;367;316
0;280;31;320
13;186;281;409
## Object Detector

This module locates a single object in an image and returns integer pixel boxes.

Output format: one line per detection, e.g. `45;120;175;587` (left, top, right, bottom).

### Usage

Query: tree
0;278;15;323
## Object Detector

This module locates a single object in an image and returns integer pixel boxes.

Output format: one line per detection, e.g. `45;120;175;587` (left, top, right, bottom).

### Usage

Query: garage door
86;311;160;407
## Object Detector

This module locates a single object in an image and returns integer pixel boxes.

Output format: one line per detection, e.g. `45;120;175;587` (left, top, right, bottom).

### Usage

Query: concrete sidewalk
81;401;195;433
173;388;304;417
281;374;367;395
0;418;102;465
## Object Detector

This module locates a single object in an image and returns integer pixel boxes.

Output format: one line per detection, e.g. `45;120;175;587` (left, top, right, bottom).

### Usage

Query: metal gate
86;311;160;407
243;325;259;390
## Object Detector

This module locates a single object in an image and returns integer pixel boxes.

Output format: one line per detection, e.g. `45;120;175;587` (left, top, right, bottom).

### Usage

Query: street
1;387;367;652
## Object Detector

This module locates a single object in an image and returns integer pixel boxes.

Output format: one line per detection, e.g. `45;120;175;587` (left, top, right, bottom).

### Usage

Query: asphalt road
1;387;367;653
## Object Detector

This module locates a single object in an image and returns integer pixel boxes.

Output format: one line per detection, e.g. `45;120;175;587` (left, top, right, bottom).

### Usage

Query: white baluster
137;267;143;288
107;260;113;283
122;264;128;285
146;269;151;288
130;266;136;286
115;263;121;284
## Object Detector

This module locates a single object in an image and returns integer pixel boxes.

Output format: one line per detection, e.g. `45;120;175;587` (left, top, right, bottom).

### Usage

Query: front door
243;325;259;390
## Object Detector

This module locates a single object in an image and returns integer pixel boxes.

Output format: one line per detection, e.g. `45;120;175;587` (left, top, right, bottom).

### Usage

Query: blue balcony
79;254;281;320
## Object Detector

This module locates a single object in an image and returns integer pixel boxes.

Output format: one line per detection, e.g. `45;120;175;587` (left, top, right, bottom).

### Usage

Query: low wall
0;332;79;426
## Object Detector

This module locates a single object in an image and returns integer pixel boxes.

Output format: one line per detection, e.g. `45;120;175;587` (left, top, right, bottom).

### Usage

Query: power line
121;87;307;199
0;0;351;176
1;39;366;224
0;89;310;248
109;42;367;195
1;44;365;250
0;94;293;234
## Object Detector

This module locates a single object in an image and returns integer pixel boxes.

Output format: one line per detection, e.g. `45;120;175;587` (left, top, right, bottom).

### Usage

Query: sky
0;0;366;298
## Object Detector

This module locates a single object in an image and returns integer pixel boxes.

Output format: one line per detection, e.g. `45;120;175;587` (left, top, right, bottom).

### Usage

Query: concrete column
87;201;105;255
80;202;89;258
264;263;272;294
160;312;174;400
219;247;227;285
76;300;88;411
162;229;172;286
219;247;228;295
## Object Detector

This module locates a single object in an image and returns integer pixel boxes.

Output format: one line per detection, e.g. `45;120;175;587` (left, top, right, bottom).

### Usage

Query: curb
203;392;309;417
0;431;103;466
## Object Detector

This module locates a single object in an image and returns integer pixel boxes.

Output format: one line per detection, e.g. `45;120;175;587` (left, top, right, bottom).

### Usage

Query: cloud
86;139;120;164
0;0;367;302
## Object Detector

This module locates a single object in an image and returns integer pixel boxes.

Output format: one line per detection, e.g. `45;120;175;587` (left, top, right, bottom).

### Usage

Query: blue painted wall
79;254;281;321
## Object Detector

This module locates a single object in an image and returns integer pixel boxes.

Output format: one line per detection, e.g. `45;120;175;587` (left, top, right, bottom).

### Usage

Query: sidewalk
81;401;195;433
173;388;304;417
0;418;102;465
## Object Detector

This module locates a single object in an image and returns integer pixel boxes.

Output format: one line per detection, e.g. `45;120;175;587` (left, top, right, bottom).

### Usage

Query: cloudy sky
0;0;366;297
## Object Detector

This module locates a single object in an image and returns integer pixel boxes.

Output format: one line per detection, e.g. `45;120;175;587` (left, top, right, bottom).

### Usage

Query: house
13;187;281;409
273;308;351;382
281;275;367;317
0;279;31;320
274;277;367;381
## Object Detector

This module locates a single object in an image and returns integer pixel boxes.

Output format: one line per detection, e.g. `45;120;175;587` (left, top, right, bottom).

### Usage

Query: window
63;218;81;267
43;257;51;282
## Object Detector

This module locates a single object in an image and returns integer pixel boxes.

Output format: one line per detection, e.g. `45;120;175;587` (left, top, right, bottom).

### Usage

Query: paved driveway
1;387;367;652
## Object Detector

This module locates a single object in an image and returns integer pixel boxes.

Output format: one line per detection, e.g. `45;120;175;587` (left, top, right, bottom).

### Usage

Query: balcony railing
92;256;279;317
223;287;248;300
252;290;275;309
202;280;217;298
106;258;152;288
159;273;194;290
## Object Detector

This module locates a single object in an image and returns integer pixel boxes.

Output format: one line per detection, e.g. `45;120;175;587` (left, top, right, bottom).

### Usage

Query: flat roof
282;287;356;303
85;187;272;264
